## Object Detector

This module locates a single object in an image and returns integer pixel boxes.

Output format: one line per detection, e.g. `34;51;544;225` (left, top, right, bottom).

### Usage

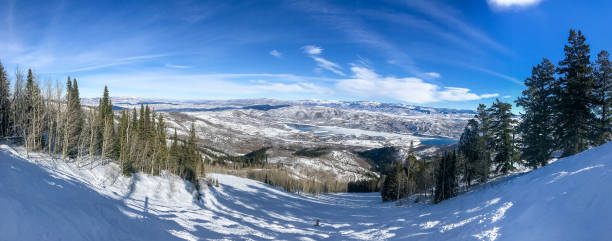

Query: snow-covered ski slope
1;141;612;240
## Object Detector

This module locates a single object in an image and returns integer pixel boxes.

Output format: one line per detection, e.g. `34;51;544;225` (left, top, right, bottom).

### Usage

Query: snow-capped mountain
81;97;470;182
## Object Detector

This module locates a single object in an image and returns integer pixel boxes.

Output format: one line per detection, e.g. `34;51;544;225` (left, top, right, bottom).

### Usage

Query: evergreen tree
475;104;492;181
156;114;168;170
592;50;612;145
169;128;179;174
554;29;595;156
138;104;145;134
516;59;556;167
381;162;404;202
458;119;484;187
22;69;44;154
489;99;517;174
117;110;128;169
434;152;457;203
65;78;84;158
94;86;112;154
0;60;11;137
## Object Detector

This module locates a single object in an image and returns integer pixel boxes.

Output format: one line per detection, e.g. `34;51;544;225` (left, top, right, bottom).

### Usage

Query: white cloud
165;63;191;69
487;0;542;8
302;45;345;76
269;49;282;58
75;72;333;99
336;66;498;103
302;45;323;55
311;56;345;76
438;87;499;101
420;72;441;79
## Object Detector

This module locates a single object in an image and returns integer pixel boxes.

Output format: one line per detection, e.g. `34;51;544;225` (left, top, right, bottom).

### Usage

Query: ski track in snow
1;141;612;240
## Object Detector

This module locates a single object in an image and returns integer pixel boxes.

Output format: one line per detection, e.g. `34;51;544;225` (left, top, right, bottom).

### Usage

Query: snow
2;141;612;240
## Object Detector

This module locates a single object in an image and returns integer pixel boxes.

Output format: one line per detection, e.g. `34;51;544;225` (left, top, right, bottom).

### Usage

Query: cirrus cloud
302;45;345;76
487;0;542;9
302;45;323;55
269;49;282;58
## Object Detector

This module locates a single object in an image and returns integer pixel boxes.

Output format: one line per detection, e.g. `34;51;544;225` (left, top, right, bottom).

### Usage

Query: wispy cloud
289;1;421;74
60;54;169;73
337;66;498;103
359;10;485;56
420;72;441;79
467;65;523;85
269;49;282;58
76;71;334;99
487;0;542;9
302;45;322;55
302;45;345;76
165;63;192;69
400;0;511;55
311;56;345;76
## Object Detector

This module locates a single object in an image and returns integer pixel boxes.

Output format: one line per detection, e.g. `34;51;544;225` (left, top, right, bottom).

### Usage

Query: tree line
437;29;611;203
378;29;611;203
0;65;206;188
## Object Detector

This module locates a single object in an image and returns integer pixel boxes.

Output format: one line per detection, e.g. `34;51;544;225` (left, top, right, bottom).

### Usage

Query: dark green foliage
380;162;406;202
379;151;431;202
243;147;270;164
95;85;114;156
347;179;379;192
293;147;330;158
554;30;596;156
434;152;457;203
65;77;83;158
2;70;206;189
358;146;400;172
475;104;493;181
122;157;134;176
0;60;10;137
458;119;485;186
516;59;556;168
490;99;518;174
592;50;612;145
168;123;204;187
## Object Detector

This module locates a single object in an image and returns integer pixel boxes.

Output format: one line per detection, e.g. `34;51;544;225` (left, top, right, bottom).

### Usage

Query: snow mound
2;141;612;240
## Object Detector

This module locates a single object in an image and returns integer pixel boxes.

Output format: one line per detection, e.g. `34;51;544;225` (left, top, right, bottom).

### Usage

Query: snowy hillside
2;142;611;240
82;97;465;183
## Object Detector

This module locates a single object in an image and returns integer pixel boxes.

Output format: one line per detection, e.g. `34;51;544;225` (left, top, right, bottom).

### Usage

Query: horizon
83;96;483;113
2;0;611;110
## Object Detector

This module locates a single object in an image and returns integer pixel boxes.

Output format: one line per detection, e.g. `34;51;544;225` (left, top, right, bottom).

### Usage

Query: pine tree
489;99;517;174
168;128;179;174
434;152;457;203
475;104;492;181
458;119;484;187
516;59;556;167
65;78;84;158
0;60;11;137
592;50;612;145
156;114;168;171
94;86;112;154
98;86;115;164
138;104;145;134
22;69;44;155
381;162;404;202
117;110;127;168
555;29;595;156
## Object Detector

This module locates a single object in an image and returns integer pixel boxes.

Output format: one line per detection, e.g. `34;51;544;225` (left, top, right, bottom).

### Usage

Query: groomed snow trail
1;141;612;240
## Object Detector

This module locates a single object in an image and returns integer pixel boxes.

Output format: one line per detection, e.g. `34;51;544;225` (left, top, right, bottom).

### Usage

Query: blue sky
1;0;611;110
